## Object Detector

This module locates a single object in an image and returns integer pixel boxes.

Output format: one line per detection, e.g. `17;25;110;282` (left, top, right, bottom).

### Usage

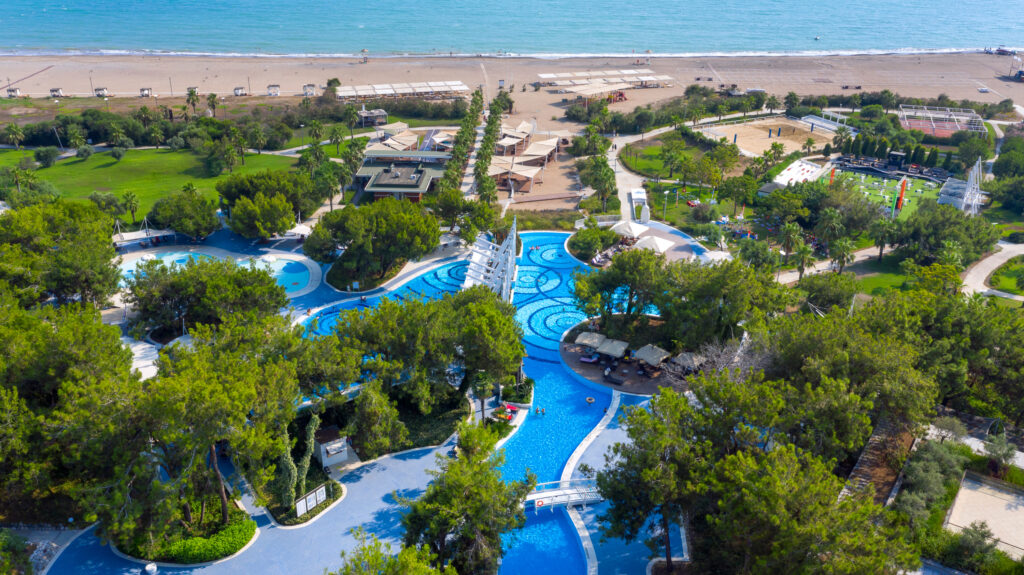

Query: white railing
574;215;620;229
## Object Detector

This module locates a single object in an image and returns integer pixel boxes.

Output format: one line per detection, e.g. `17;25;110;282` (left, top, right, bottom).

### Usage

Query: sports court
703;117;833;157
945;472;1024;559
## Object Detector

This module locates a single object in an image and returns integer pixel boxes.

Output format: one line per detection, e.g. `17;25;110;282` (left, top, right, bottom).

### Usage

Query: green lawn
830;170;939;220
982;200;1024;239
848;254;907;295
988;255;1024;295
0;149;36;169
30;149;297;217
619;140;704;179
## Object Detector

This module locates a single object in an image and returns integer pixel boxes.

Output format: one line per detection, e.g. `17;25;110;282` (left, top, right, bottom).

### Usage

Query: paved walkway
776;246;887;285
961;242;1024;301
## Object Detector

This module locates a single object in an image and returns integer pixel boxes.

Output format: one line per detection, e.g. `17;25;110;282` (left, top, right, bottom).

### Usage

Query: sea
1;0;1023;58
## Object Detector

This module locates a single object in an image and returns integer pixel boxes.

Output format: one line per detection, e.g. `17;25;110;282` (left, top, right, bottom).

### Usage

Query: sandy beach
2;52;1023;131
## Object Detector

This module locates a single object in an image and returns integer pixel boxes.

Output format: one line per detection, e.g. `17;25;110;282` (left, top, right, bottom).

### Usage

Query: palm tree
109;124;126;147
832;125;851;150
4;123;25;149
766;95;780;114
332;163;353;211
829;237;855;273
341;105;359;139
803;137;816;155
715;104;727;121
67;126;86;150
329;125;346;156
815;207;845;246
849;93;861;112
206;93;218;117
186;88;200;116
780;222;802;263
149;125;164;149
249;125;266;154
228;127;246;165
793;240;814;280
122;191;139;224
868;217;894;262
768;142;785;164
10;168;36;195
308;120;325;145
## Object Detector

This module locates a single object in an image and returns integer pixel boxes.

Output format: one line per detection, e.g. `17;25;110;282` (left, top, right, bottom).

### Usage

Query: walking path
961;241;1024;301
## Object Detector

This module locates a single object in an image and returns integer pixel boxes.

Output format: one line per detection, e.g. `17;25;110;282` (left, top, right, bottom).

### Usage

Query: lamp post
663;190;669;220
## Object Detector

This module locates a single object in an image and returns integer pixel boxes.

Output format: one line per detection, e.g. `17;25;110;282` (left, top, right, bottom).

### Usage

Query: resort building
303;84;317;97
365;130;421;153
357;108;389;127
94;87;108;97
354;149;450;202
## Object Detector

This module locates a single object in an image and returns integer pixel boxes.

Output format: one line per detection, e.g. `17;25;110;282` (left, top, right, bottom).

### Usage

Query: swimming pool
60;236;605;575
304;260;468;337
239;257;311;295
119;250;313;294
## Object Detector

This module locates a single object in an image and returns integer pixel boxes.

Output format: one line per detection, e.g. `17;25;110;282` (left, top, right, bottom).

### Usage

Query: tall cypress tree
295;413;320;498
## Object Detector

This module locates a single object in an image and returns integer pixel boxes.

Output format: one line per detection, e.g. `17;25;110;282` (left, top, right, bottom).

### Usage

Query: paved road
961;241;1024;301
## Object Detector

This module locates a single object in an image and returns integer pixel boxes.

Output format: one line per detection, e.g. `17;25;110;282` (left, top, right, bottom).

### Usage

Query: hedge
161;518;256;564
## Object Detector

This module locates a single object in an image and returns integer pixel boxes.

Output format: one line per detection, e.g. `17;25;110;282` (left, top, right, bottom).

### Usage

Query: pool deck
559;343;670;396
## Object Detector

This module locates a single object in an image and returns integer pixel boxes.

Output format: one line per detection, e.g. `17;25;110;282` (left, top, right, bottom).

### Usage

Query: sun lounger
604;372;626;385
579;354;600;364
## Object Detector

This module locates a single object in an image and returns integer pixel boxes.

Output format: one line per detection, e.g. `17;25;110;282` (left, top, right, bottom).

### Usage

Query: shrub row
161;518;257;564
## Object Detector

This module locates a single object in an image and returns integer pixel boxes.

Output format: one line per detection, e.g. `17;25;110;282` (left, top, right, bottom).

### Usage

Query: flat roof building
355;150;450;202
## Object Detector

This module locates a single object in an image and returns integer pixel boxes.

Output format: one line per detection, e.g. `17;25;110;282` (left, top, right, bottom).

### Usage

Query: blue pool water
120;251;313;294
119;250;212;283
240;258;311;294
500;508;586;575
304;260;468;336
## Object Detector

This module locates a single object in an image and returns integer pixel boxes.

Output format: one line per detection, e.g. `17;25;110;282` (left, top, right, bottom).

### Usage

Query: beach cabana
94;87;108;97
575;332;607;350
302;83;316;97
233;86;248;96
611;220;649;239
671;352;705;374
6;88;20;98
596;339;629;359
635;344;671;367
139;87;152;98
635;235;674;254
267;84;281;96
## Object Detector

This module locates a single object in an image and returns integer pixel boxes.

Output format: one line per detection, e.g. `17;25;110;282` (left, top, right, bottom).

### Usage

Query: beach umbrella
610;220;649;238
634;235;674;254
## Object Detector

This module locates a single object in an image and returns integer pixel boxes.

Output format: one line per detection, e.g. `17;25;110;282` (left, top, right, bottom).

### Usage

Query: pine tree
295;413;320;497
275;447;298;508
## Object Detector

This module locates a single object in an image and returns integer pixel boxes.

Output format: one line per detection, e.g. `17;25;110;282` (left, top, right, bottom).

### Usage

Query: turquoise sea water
2;0;1022;57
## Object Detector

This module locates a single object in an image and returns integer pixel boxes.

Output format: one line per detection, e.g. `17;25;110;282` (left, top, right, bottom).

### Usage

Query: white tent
288;223;312;236
611;220;649;238
634;235;675;254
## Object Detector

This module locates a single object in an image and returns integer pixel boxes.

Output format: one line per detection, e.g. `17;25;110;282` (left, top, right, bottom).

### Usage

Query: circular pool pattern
304;261;470;337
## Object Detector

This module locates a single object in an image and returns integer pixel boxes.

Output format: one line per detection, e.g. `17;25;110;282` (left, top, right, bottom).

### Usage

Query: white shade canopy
288;224;312;236
634;235;674;254
611;220;649;238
